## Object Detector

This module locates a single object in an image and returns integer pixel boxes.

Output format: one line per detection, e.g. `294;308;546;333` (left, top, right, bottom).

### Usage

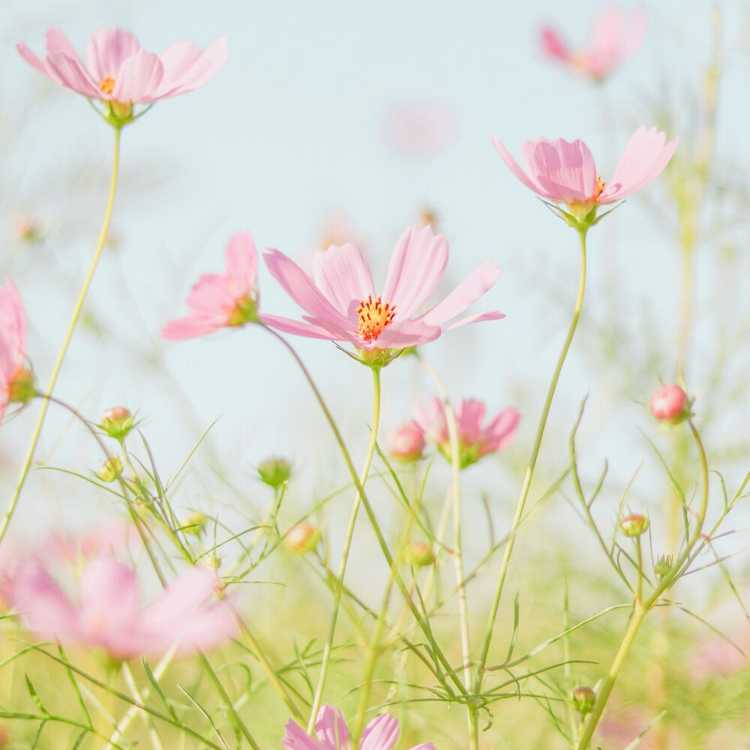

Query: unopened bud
620;513;649;538
8;367;35;405
389;421;426;463
182;512;208;537
100;406;134;440
16;218;43;244
654;554;673;579
404;541;436;567
285;522;320;554
572;686;595;715
650;384;690;424
97;457;123;483
258;457;292;488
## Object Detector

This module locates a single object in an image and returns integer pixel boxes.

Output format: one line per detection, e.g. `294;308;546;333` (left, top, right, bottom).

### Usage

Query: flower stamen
356;295;396;342
99;76;115;95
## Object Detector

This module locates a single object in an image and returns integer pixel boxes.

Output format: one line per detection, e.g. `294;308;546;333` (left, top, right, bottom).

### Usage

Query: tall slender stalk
0;126;123;544
476;228;589;689
307;367;382;731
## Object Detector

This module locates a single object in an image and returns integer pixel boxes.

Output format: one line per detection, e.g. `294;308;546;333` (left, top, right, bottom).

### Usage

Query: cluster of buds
100;406;135;441
257;457;293;489
285;522;320;554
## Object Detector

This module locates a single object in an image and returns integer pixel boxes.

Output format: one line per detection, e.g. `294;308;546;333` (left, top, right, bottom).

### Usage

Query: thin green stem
307;367;382;731
476;228;589;688
0;126;122;544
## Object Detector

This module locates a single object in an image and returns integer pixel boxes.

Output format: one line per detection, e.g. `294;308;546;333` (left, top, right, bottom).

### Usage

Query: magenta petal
113;49;164;102
313;243;374;315
0;281;27;381
361;714;400;750
407;745;437;750
86;28;141;80
315;706;350;750
282;719;321;750
540;26;570;62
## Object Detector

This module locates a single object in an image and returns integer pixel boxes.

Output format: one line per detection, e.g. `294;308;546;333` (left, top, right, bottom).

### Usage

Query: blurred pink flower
163;232;262;340
13;558;238;660
17;27;227;105
540;6;647;81
0;280;33;419
389;420;426;462
384;100;459;158
283;705;436;749
416;397;519;468
691;633;749;680
494;127;677;211
319;212;366;254
44;520;137;563
263;225;503;355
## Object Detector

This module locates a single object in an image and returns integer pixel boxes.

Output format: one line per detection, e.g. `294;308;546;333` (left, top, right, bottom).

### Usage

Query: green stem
307;367;382;731
476;228;588;688
0;126;122;544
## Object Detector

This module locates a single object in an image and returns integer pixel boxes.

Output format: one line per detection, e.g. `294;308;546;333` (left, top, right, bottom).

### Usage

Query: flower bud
182;512;208;537
8;367;35;405
404;541;436;567
654;554;673;579
16;218;43;244
650;384;690;424
97;457;123;483
620;513;649;538
100;406;134;440
285;522;320;554
389;421;426;463
258;457;293;488
572;686;596;716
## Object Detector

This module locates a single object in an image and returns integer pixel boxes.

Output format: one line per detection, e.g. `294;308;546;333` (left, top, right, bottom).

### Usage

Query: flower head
0;281;34;419
416;397;519;469
100;405;135;440
13;558;237;660
494;127;677;228
540;6;647;81
163;233;261;340
283;705;435;750
389;420;426;463
18;28;228;125
285;522;321;554
263;225;504;365
650;384;690;424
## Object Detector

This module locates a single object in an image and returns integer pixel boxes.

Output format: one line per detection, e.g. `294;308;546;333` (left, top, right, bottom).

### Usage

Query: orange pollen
593;176;605;201
356;295;396;342
99;76;116;95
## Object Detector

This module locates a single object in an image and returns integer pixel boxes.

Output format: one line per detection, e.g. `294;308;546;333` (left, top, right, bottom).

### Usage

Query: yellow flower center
593;175;605;201
99;76;116;95
356;295;396;342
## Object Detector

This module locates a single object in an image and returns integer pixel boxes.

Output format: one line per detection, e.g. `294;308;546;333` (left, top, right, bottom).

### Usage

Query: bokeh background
1;1;750;747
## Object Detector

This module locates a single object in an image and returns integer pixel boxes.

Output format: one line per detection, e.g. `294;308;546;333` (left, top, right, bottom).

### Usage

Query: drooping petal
261;314;347;341
112;49;164;102
493;138;551;198
46;28;82;60
86;28;141;80
361;714;400;750
481;407;521;455
315;706;351;750
162;316;223;341
157;37;228;97
381;226;449;318
421;262;501;328
313;243;374;315
45;51;100;97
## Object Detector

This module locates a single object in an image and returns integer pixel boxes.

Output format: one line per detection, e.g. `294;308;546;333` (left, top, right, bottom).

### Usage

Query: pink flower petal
113;49;165;102
157;37;228;97
45;51;100;97
313;244;374;316
525;139;596;202
540;26;570;62
86;28;141;81
283;720;322;750
224;232;258;292
493;138;551;198
261;314;346;341
444;310;505;330
361;714;400;750
315;706;351;750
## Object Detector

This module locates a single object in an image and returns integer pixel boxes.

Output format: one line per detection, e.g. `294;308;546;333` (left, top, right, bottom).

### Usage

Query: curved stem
307;366;382;731
476;228;588;688
0;126;122;544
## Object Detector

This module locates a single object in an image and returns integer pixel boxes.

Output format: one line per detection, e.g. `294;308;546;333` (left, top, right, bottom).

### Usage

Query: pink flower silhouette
389;420;426;462
163;232;261;340
0;280;33;419
263;225;503;355
17;27;227;106
283;705;435;749
495;127;677;212
540;6;647;81
417;397;519;468
13;558;238;660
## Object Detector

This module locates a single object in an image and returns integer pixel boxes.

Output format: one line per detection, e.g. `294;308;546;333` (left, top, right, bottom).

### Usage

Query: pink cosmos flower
389;420;426;462
0;280;33;420
263;225;504;355
13;558;238;660
163;233;261;340
540;6;647;81
416;397;520;469
17;28;227;107
43;520;137;564
494;127;677;214
283;705;435;750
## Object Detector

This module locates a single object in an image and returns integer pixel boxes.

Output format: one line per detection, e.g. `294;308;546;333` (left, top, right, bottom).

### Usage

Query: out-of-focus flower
691;632;749;680
17;28;227;126
599;706;652;748
283;704;436;749
0;280;34;419
97;456;123;483
384;100;459;159
319;212;366;254
494;128;677;228
620;513;649;538
540;6;647;81
15;217;44;244
13;558;238;660
163;233;261;340
181;512;208;537
263;225;504;366
285;522;320;554
258;456;293;488
100;405;134;440
44;521;136;564
650;384;690;424
416;397;520;469
389;420;426;463
404;542;435;568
